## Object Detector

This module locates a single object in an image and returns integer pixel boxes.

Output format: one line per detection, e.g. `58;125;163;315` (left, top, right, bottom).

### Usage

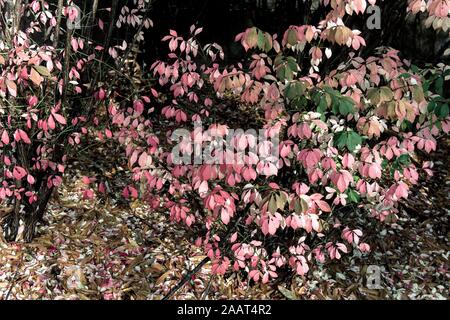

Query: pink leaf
30;68;43;86
1;130;9;145
342;153;355;169
221;208;230;225
82;176;91;184
198;180;209;196
48;115;56;130
316;199;331;212
98;182;106;193
5;80;17;97
368;163;382;179
52;113;67;125
98;19;104;30
18;130;31;144
138;152;150;168
71;37;79;52
27;174;35;185
130;150;139;167
13;166;27;180
359;242;371;252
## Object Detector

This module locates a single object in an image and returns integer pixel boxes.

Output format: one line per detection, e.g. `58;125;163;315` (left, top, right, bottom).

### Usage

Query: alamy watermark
366;4;382;30
170;120;280;173
366;265;382;289
66;3;82;30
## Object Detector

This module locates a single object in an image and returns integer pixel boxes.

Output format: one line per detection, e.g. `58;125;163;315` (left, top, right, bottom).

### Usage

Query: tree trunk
3;195;21;242
23;186;53;242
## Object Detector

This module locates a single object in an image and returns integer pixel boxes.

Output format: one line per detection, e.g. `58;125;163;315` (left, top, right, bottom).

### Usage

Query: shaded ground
0;140;448;300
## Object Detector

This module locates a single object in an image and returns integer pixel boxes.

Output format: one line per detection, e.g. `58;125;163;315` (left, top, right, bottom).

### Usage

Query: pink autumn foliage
0;0;448;283
104;2;449;284
0;0;152;241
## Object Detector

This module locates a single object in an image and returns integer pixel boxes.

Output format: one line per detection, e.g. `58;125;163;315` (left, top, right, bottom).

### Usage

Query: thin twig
5;253;23;300
201;274;215;300
162;256;210;300
52;0;64;48
162;207;249;300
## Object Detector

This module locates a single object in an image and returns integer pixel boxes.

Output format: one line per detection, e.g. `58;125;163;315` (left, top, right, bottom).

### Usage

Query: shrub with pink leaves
0;0;449;286
105;1;449;283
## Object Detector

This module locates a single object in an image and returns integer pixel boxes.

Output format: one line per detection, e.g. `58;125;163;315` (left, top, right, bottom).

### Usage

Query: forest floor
0;140;448;300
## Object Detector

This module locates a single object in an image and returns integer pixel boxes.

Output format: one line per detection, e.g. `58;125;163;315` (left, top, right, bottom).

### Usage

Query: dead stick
201;274;215;300
162;206;249;300
4;253;23;300
4;267;19;300
162;256;210;300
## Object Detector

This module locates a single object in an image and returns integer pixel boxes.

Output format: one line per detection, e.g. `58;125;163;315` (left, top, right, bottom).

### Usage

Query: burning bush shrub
0;0;448;285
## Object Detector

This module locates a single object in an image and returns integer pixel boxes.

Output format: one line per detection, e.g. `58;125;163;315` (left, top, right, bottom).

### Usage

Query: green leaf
422;80;431;93
398;73;412;79
338;97;355;116
275;57;297;82
379;87;394;103
392;154;411;172
246;27;258;47
300;195;309;213
286;56;299;73
268;196;278;213
286;29;298;46
347;189;360;203
33;65;51;77
285;81;306;101
334;130;362;152
368;87;394;105
347;131;362;151
334;131;348;150
427;100;437;113
436;104;449;118
434;76;444;96
257;30;265;50
397;154;410;165
262;32;273;52
412;86;424;102
399;119;413;132
317;95;328;114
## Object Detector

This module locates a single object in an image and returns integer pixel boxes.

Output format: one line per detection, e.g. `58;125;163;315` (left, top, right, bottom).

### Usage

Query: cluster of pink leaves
0;12;72;204
0;0;157;208
105;1;450;284
407;0;450;30
1;0;449;283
